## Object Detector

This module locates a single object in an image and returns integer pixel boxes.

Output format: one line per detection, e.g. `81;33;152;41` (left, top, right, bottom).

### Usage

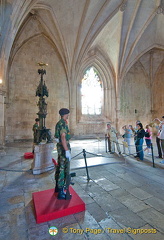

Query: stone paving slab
0;207;28;240
99;218;133;240
109;188;129;198
137;208;164;233
117;194;150;213
128;224;164;240
102;171;122;182
0;140;164;240
26;203;39;229
0;201;24;215
51;223;88;240
74;210;111;240
94;177;120;191
73;186;95;205
93;192;127;212
0;214;11;240
87;202;108;222
128;187;153;200
79;181;107;199
120;170;151;186
141;184;164;200
144;197;164;211
113;172;143;188
28;223;50;240
108;177;136;191
108;207;146;228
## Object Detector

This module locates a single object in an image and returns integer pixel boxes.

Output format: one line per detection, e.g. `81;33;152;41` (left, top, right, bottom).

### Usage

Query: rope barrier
0;137;157;173
0;164;55;173
106;137;155;167
0;168;31;173
71;151;84;159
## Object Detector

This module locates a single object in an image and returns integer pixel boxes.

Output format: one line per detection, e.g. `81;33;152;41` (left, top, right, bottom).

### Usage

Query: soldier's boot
65;190;72;200
57;188;66;200
54;182;59;193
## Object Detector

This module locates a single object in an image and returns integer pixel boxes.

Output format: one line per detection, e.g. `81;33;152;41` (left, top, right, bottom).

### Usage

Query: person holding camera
122;125;132;154
106;123;121;154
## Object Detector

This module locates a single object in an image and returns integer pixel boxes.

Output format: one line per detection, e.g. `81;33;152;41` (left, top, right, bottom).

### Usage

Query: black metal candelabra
34;65;53;144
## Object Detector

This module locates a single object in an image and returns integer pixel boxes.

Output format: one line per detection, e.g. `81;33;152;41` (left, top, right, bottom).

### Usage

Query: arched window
81;67;103;115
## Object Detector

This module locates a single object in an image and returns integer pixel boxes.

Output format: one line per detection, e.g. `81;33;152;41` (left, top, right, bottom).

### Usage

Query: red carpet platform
24;152;34;159
32;186;86;224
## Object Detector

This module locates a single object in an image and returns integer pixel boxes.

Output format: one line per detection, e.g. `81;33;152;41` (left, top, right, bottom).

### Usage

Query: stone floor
0;137;164;240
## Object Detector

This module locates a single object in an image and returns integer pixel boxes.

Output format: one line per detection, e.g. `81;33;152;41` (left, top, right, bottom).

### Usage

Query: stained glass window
81;67;103;115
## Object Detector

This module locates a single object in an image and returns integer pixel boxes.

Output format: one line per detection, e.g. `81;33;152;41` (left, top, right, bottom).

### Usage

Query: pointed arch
76;48;116;123
81;66;103;115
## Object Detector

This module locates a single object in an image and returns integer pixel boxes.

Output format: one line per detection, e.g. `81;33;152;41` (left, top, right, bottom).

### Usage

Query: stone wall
153;61;164;118
119;61;151;132
118;50;164;134
6;24;69;141
0;94;4;145
4;16;164;141
5;46;164;140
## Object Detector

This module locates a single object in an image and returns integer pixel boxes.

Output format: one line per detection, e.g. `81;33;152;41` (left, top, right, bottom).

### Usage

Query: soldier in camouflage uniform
32;118;39;153
54;108;71;199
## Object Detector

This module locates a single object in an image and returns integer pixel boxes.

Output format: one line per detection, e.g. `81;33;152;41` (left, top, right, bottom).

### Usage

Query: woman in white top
155;116;164;159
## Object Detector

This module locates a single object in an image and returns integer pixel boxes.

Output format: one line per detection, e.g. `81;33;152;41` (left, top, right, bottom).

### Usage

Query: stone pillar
149;51;154;117
31;142;55;175
116;96;121;131
0;89;6;156
69;79;77;136
104;87;109;118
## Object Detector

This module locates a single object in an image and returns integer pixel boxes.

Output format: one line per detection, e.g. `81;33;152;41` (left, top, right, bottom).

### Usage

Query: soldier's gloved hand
65;150;71;161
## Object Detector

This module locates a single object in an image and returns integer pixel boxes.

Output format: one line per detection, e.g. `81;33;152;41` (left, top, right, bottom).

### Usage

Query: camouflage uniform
54;118;71;188
32;123;39;143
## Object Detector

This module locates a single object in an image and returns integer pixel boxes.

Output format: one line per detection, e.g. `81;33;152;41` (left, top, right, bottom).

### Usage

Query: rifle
65;159;76;200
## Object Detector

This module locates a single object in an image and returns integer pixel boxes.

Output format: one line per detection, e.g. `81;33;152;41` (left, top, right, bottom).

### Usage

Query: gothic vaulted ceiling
0;0;164;81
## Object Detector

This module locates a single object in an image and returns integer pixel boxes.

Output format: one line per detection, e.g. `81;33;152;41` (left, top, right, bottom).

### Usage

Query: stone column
31;142;55;175
0;88;6;156
115;96;121;131
69;78;77;136
104;87;109;118
149;50;154;117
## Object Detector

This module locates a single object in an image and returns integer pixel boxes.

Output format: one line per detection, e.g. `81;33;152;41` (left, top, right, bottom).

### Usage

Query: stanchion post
151;143;155;168
105;136;107;153
82;149;90;182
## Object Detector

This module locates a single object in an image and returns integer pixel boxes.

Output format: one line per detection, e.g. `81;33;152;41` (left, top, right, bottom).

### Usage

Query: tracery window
81;67;103;115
